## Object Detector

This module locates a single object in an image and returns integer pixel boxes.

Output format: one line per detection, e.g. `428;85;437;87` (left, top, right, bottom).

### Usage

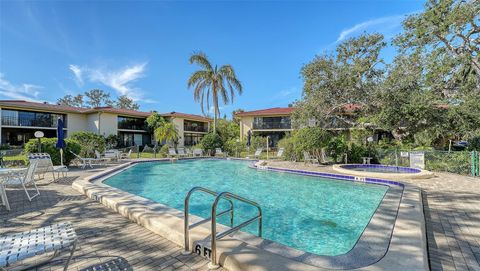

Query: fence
375;149;480;176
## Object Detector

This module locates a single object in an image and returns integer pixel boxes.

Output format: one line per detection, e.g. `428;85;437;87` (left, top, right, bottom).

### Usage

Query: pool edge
72;159;428;271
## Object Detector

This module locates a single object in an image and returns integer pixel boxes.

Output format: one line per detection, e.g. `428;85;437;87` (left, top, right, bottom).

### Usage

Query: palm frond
189;51;213;71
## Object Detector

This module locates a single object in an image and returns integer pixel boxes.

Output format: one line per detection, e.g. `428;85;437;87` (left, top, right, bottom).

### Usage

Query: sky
0;0;425;117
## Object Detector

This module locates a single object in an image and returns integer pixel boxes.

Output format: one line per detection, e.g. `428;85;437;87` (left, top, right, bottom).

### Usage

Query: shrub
327;136;348;162
224;138;245;156
277;136;298;161
249;136;268;150
200;133;223;155
69;131;106;157
346;143;369;164
24;138;81;165
294;127;331;152
159;144;169;157
105;134;119;149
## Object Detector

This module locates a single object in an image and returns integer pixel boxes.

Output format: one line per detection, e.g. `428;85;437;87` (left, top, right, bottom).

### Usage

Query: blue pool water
104;159;388;256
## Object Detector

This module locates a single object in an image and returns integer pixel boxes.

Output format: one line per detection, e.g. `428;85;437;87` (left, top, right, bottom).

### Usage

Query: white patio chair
0;160;39;211
168;148;178;157
94;150;108;165
193;149;203;157
215;148;227;157
69;151;101;169
254;148;263;159
303;151;319;165
276;148;285;159
0;222;77;271
177;147;187;158
28;153;68;181
120;149;132;160
104;149;120;161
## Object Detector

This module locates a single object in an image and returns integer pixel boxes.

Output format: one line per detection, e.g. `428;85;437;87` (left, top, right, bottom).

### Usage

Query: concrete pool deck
71;159;428;271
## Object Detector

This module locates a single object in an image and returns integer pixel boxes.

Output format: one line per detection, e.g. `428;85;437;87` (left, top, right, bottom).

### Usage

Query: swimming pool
339;164;421;173
104;159;388;256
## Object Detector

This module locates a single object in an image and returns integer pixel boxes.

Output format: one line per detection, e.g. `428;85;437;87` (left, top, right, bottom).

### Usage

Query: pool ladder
183;186;262;269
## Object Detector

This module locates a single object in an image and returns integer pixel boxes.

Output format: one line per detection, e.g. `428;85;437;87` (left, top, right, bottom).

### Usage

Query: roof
235;107;297;117
0;100;210;120
161;112;212;122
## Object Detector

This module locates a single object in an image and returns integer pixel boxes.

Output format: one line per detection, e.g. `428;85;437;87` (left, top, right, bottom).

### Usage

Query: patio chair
120;149;132;160
303;151;319;165
104;149;120;161
69;151;102;169
215;148;227;157
0;160;39;211
168;148;178;158
254;148;263;159
177;147;187;158
193;148;203;157
0;222;77;271
28;153;68;181
276;148;285;159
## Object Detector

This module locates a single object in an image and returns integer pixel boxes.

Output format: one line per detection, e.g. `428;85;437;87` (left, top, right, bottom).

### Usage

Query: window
184;133;204;146
1;109;66;128
117;116;147;130
184;120;208;132
253;116;291;129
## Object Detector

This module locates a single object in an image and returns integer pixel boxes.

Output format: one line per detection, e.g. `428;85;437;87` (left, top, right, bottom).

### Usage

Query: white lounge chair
303;151;319;165
215;148;227;157
0;222;77;271
120;149;132;160
168;148;178;157
276;148;285;159
0;160;39;211
69;151;102;169
254;148;263;159
28;153;68;181
94;150;109;164
177;147;187;158
104;149;120;161
193;149;203;157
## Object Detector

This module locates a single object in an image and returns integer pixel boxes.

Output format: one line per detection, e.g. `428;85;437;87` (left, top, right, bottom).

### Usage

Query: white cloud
0;73;42;102
69;63;148;101
69;64;83;86
336;14;406;42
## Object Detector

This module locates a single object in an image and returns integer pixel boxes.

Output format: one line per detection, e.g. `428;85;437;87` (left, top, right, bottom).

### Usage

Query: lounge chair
0;222;77;271
28;153;68;181
215;148;228;157
94;150;109;164
303;151;319;165
254;148;263;159
275;148;285;159
69;151;102;169
104;149;120;161
168;148;178;158
193;149;203;157
120;149;132;160
0;160;39;211
177;147;187;158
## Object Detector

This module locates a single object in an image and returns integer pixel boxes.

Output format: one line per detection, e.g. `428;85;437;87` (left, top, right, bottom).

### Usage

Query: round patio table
0;167;27;211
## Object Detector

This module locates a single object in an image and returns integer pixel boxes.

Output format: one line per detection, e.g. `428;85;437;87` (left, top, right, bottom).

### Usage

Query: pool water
104;159;388;256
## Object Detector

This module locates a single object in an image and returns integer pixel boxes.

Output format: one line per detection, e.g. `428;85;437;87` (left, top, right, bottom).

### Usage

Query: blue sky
0;0;424;117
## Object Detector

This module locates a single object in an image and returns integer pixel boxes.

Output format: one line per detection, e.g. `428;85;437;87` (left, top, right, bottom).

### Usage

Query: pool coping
72;158;428;271
332;164;434;179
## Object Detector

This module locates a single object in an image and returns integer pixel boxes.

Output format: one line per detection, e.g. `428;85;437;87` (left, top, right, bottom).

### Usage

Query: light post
266;136;269;160
236;139;240;158
34;131;44;153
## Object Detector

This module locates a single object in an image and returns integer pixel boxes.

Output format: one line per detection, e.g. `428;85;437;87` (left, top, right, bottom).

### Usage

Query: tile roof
0;100;211;120
234;107;297;117
161;112;212;122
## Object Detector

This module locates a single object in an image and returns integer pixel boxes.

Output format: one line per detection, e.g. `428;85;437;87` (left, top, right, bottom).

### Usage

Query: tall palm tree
154;121;179;147
188;51;243;132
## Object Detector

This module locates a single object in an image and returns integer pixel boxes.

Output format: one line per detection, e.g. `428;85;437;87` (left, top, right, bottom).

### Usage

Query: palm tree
154;121;179;147
187;51;243;132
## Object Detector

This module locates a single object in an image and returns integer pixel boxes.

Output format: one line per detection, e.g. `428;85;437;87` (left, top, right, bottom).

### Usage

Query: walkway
0;166;224;271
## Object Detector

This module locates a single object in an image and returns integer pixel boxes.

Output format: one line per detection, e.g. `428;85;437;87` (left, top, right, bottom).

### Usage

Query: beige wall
66;113;87;136
239;116;254;140
98;113;118;136
86;113;99;134
171;118;185;147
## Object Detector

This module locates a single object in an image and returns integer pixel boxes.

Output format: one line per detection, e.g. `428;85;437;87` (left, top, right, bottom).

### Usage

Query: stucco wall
239;116;254;140
98;113;118;137
66;113;87;136
171;118;185;147
86;113;99;134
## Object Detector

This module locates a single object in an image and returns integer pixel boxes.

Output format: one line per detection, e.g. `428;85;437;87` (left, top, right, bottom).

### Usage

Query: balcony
253;122;292;130
1;116;64;128
118;123;147;131
184;125;208;133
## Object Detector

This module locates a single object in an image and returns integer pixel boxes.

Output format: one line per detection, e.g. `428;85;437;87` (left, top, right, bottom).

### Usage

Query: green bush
24;138;81;166
278;136;298;161
327;136;348;162
70;131;106;157
425;151;471;175
224;138;245;156
159;144;169;157
346;143;369;164
249;136;268;150
105;134;119;149
200;133;223;155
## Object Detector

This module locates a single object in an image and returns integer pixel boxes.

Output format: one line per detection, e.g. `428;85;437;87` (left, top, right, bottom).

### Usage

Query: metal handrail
183;187;234;254
210;192;262;268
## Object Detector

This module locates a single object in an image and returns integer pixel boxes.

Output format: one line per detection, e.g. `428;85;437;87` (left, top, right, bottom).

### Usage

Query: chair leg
63;241;77;271
23;180;40;201
52;171;56;181
0;185;10;211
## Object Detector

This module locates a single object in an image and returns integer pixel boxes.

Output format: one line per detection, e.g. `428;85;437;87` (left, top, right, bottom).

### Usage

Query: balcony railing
253;122;292;130
184;125;208;132
1;116;64;128
118;124;147;131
